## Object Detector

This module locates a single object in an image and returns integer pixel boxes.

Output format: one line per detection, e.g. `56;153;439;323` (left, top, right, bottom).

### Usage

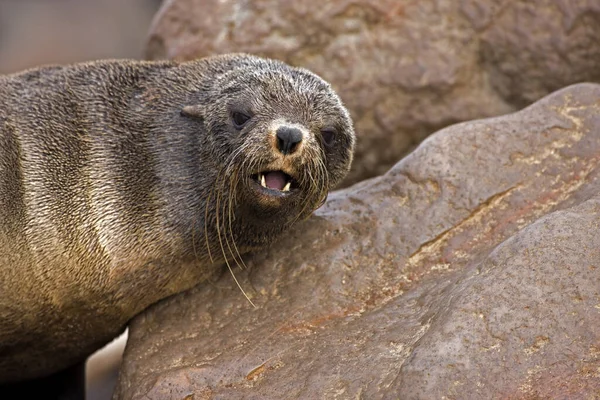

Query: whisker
222;147;252;271
203;189;215;263
290;151;324;225
228;165;250;271
217;156;256;307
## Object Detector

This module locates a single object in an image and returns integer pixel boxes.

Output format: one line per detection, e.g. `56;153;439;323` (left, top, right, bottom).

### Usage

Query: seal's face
183;55;355;238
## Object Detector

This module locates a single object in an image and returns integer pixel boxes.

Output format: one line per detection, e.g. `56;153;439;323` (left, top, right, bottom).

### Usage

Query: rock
144;0;600;186
114;84;600;399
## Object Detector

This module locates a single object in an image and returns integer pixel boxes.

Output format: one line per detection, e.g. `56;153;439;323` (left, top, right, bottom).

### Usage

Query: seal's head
180;54;355;247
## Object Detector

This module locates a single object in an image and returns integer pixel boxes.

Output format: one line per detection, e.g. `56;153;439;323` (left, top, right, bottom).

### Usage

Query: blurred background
0;0;162;74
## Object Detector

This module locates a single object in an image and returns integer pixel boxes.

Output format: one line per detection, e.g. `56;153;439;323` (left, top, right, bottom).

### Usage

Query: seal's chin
250;170;300;198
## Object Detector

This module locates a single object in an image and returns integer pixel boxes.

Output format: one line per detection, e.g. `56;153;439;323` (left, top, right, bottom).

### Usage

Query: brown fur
0;54;354;383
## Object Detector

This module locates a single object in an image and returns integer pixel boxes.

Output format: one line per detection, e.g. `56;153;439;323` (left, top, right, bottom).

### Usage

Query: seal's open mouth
251;171;298;195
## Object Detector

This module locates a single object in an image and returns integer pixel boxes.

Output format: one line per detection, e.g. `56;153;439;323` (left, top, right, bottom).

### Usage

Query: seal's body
0;54;354;386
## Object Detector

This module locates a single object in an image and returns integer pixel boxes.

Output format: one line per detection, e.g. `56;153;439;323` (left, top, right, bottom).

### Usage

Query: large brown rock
114;84;600;399
145;0;600;186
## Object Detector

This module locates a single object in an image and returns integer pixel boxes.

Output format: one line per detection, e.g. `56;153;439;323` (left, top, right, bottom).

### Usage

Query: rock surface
115;84;600;399
145;0;600;186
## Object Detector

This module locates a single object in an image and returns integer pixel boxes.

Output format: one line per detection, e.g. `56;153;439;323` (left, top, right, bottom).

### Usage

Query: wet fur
0;54;354;383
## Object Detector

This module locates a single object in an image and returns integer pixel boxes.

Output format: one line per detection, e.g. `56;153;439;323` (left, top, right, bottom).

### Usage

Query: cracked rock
144;0;600;186
114;84;600;399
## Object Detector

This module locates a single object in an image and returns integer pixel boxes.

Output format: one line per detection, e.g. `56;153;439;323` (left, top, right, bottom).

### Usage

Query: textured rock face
145;0;600;186
115;84;600;399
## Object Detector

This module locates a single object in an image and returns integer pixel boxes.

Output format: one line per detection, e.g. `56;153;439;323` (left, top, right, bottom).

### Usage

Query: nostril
276;127;303;155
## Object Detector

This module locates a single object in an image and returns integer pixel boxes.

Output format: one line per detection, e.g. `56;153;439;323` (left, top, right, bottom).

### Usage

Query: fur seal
0;54;354;393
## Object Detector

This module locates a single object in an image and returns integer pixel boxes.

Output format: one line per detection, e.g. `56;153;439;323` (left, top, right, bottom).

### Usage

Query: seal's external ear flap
180;104;204;119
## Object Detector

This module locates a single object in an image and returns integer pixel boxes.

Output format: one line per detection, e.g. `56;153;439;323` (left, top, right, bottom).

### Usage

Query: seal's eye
320;128;336;146
232;112;251;129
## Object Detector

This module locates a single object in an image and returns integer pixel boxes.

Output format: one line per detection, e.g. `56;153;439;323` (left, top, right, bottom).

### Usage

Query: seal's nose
276;126;303;155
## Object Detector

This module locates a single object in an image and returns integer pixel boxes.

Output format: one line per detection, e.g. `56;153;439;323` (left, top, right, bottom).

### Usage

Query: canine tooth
283;181;291;192
260;173;266;188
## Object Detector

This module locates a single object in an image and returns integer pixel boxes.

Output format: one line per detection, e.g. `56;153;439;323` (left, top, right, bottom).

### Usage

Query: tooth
283;181;291;192
260;173;266;188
